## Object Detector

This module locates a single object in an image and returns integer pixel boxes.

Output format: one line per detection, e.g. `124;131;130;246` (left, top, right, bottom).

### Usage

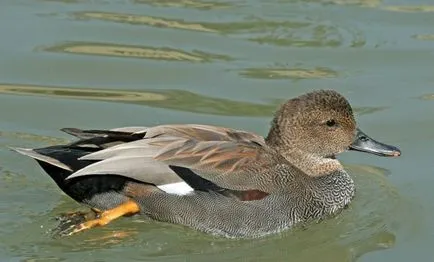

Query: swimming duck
12;90;400;238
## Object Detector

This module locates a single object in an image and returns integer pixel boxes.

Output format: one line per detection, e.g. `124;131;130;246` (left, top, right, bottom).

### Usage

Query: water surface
0;0;433;261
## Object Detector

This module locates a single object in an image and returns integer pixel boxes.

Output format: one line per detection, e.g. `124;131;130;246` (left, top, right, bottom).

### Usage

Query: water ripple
278;0;381;8
239;66;338;80
133;0;233;10
327;0;381;7
1;162;406;262
41;42;233;62
419;94;434;100
71;12;365;48
382;5;434;13
0;131;68;145
413;34;434;41
0;84;385;117
0;84;276;117
73;12;218;33
249;21;366;48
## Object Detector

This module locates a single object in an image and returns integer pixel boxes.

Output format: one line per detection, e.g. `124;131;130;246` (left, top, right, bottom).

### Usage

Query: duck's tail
10;145;95;187
9;127;145;186
11;147;73;171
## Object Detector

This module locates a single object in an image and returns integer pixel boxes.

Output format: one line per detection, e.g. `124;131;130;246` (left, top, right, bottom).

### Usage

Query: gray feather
66;156;181;185
79;136;180;160
10;147;72;171
79;145;156;160
110;126;148;134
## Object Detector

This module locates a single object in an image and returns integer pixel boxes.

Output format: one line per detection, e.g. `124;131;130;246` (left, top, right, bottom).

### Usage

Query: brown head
266;90;356;158
266;90;400;176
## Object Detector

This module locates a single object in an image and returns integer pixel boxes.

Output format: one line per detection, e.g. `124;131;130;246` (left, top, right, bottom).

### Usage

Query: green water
0;0;433;261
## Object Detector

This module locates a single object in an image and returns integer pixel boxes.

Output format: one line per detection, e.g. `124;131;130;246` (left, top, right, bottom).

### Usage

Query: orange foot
53;200;140;237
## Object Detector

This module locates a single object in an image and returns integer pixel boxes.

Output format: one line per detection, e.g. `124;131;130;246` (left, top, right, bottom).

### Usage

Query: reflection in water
382;5;434;12
0;84;386;117
239;67;338;80
83;230;136;244
42;42;233;62
71;12;365;48
134;0;232;10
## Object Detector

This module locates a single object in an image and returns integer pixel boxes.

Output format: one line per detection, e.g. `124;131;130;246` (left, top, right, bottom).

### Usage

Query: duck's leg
55;200;140;237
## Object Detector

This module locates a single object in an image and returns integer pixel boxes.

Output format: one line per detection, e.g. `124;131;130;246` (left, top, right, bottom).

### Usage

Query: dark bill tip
349;128;401;157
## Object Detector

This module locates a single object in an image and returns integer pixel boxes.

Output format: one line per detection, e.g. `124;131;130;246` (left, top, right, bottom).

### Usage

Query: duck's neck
284;150;355;215
277;148;343;178
266;128;355;213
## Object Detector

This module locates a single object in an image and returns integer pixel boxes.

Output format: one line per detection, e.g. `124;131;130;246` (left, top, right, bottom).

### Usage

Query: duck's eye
326;119;337;127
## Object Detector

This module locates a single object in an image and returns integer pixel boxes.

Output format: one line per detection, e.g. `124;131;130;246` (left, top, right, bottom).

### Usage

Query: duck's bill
349;128;401;157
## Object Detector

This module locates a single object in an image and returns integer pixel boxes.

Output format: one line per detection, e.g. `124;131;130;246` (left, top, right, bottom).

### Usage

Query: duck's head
266;89;401;160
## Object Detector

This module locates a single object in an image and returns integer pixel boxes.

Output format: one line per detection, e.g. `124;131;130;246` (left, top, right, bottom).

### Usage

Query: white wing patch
157;182;194;195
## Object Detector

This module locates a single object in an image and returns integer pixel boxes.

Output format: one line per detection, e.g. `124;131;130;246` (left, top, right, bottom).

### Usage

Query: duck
12;89;401;238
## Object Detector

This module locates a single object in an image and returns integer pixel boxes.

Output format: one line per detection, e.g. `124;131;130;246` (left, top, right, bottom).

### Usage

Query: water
0;0;433;261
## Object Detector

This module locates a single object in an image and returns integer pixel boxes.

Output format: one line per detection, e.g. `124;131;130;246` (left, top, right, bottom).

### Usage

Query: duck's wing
141;124;265;144
13;124;269;197
66;125;287;198
152;139;282;193
88;124;263;142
